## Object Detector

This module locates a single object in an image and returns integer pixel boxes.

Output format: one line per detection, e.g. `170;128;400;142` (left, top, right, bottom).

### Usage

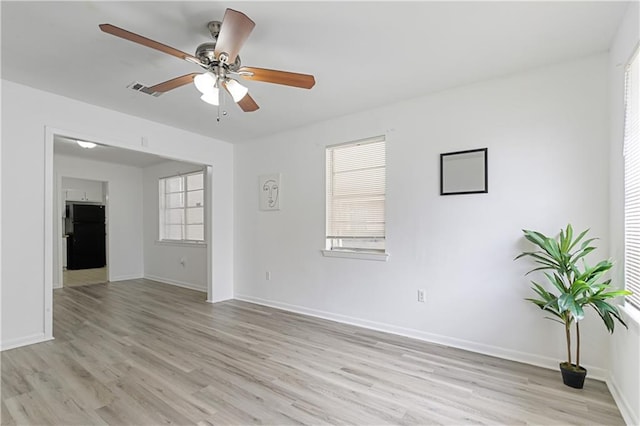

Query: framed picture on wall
259;173;281;210
440;148;488;195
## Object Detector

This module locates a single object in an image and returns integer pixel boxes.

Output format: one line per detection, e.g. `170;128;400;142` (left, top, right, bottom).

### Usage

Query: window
159;171;205;242
624;47;640;309
326;135;386;252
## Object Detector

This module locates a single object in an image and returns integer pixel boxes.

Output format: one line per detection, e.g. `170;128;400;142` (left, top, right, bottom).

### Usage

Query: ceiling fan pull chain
221;83;228;118
216;75;222;122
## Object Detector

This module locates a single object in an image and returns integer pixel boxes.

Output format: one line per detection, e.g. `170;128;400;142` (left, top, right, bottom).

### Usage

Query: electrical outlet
266;271;271;280
417;289;425;303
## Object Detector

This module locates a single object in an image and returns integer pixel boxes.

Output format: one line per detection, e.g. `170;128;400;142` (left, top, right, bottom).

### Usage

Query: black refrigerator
66;203;106;270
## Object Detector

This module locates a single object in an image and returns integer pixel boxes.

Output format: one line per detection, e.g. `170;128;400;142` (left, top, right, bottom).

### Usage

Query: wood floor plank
119;364;218;424
1;279;626;425
31;383;108;426
0;398;17;426
3;390;62;426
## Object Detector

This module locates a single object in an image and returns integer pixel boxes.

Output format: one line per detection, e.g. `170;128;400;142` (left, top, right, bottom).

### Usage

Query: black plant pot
560;363;587;389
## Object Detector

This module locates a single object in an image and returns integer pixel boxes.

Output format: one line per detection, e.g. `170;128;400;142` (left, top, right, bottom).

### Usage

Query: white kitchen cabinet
84;187;103;202
65;189;102;202
65;189;86;201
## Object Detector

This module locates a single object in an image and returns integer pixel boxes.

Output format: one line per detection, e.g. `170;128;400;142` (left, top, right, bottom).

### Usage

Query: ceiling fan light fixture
200;89;220;105
194;72;217;94
77;141;97;149
225;79;248;102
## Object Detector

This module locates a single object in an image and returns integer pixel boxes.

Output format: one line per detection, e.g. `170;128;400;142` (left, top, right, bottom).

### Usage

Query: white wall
608;2;640;425
1;80;234;350
54;155;144;287
143;160;207;291
235;54;613;376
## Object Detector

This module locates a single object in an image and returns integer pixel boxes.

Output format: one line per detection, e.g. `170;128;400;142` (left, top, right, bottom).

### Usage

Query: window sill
155;240;207;248
321;249;389;262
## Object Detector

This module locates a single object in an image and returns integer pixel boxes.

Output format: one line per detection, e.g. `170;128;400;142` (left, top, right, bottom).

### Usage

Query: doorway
60;177;109;287
44;127;215;341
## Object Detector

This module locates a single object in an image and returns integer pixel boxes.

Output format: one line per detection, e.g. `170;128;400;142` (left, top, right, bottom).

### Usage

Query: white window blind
624;47;640;309
159;171;205;242
326;135;386;251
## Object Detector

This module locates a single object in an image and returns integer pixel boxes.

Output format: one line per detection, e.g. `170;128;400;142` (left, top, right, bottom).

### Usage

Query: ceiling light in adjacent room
77;141;97;149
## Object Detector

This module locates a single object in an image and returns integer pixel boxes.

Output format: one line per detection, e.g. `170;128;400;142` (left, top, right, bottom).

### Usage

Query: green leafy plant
516;224;631;371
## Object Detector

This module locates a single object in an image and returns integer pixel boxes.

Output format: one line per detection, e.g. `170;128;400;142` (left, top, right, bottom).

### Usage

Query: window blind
326;136;386;240
624;47;640;309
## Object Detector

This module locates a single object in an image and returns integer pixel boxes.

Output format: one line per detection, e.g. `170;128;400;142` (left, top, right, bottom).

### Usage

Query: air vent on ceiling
127;81;161;97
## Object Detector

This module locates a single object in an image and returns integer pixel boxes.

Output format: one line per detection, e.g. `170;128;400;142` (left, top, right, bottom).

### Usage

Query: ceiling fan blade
148;73;198;93
214;9;255;64
238;67;316;89
237;94;260;112
99;24;202;65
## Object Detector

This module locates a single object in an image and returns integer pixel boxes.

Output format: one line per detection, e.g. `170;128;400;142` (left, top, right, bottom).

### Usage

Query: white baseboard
207;296;233;304
55;273;142;287
608;376;638;426
234;294;608;381
145;274;206;292
1;333;53;351
109;273;144;282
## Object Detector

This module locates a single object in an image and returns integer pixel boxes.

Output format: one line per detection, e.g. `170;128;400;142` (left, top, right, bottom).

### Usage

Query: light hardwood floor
63;267;108;287
1;279;624;425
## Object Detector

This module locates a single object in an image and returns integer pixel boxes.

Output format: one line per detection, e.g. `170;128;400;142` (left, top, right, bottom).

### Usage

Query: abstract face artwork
259;174;281;210
263;179;279;208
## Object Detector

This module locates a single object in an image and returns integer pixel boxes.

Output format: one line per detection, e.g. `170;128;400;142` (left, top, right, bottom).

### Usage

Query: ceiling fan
99;8;315;115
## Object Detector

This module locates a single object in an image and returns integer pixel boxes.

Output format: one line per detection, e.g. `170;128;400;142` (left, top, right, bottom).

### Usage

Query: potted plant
516;224;631;389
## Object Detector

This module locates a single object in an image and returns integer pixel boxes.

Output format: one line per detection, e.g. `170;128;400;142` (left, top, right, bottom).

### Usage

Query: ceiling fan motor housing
195;21;241;71
195;42;217;63
195;44;241;70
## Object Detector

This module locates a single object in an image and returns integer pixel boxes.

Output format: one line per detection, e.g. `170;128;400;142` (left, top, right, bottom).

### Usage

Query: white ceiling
54;135;174;168
2;1;630;144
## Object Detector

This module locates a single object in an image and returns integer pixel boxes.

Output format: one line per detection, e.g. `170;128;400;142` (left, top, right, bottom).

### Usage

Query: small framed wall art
440;148;488;195
259;173;281;210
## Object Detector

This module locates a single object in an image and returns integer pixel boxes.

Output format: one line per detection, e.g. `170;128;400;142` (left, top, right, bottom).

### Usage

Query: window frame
623;45;640;310
158;170;205;244
323;135;388;261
